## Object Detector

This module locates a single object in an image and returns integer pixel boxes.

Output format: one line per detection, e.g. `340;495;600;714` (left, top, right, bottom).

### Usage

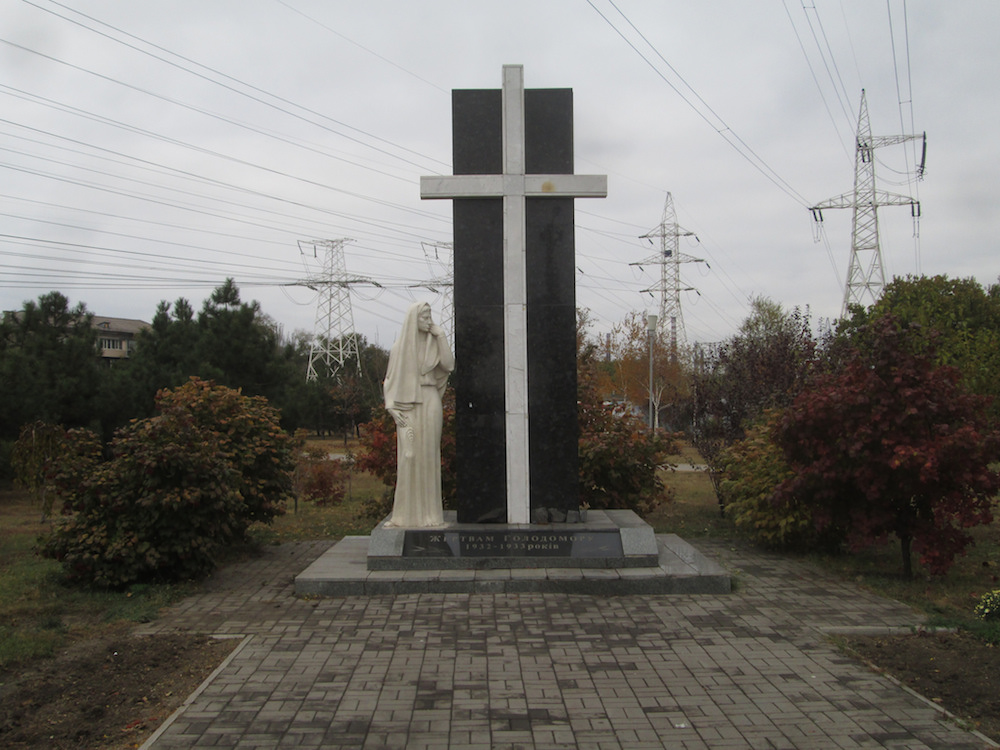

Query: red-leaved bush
774;317;1000;577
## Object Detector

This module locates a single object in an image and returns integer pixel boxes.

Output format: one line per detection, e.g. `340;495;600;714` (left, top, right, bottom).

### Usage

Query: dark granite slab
367;509;659;571
449;84;582;523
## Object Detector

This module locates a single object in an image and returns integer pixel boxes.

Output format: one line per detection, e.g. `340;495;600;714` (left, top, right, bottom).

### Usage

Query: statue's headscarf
384;302;448;406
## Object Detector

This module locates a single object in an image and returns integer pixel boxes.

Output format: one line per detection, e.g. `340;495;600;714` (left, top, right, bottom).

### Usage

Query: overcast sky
2;1;997;350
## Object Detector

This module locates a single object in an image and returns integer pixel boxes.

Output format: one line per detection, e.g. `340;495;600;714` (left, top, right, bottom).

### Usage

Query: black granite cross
421;65;607;524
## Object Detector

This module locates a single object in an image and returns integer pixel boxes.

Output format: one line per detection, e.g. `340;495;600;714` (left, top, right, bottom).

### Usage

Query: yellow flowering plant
974;589;1000;621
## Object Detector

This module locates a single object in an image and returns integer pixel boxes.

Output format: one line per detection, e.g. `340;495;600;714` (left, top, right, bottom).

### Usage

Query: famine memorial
296;65;728;595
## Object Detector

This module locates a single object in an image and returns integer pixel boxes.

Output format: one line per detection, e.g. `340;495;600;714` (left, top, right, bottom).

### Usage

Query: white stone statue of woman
382;302;455;527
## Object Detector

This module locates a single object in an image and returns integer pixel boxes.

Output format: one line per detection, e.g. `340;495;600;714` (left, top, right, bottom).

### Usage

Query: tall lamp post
647;313;657;431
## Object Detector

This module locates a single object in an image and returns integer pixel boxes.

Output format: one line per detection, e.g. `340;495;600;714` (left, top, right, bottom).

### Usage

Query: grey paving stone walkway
136;540;997;749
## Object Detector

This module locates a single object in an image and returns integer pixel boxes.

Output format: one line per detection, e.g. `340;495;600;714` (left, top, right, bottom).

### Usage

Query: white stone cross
420;64;607;524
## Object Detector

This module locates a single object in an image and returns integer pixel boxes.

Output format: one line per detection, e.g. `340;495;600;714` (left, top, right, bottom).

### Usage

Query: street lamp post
647;313;657;431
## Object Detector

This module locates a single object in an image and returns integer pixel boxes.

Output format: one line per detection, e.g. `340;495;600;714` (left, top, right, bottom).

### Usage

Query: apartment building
93;316;149;363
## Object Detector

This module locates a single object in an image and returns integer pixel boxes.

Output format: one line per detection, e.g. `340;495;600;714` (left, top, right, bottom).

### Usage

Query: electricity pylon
809;90;925;314
630;193;705;355
299;239;366;381
413;241;454;342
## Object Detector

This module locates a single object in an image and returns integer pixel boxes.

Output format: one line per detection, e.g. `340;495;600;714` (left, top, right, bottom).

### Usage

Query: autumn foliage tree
11;421;101;521
774;316;1000;577
838;274;1000;422
716;411;808;549
607;310;689;430
577;322;677;514
41;379;295;587
292;440;350;507
691;298;818;503
154;378;294;527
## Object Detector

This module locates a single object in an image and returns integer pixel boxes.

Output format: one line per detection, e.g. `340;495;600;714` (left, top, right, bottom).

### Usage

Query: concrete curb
137;634;253;750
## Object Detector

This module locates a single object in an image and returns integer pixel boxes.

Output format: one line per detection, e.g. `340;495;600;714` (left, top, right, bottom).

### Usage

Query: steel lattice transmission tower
414;241;454;342
299;239;366;381
630;193;704;355
809;90;925;314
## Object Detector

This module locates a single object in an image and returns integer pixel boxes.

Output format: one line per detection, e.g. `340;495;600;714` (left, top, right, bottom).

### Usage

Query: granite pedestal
368;509;656;570
294;510;731;596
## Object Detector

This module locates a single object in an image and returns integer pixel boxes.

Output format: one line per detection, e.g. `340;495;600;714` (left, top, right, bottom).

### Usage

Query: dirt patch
845;630;1000;742
0;626;237;750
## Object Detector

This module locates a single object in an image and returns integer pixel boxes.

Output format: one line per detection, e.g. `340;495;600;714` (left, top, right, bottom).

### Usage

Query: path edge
138;633;253;750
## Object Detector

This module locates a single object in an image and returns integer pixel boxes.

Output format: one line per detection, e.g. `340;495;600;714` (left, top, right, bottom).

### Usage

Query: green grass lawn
805;521;1000;642
650;463;731;538
0;491;198;666
250;477;383;545
0;442;388;668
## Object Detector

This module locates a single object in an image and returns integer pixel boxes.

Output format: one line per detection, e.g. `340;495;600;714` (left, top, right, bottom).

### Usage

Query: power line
800;1;856;134
0;139;443;252
2;2;821;346
271;0;449;95
886;0;923;274
0;192;309;252
0;82;446;226
18;0;449;170
588;0;812;208
782;0;852;162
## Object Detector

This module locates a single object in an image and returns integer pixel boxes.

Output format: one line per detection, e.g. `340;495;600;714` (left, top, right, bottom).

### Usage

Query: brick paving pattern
136;540;995;749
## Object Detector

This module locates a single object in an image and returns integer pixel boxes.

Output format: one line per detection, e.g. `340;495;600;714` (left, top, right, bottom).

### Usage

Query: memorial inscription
402;529;624;559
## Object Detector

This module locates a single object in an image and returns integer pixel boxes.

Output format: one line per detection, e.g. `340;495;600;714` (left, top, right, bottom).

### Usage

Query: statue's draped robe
383;303;454;527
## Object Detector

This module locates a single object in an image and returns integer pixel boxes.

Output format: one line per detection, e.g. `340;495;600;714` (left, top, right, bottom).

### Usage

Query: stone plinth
292;509;731;597
294;532;731;597
367;510;658;570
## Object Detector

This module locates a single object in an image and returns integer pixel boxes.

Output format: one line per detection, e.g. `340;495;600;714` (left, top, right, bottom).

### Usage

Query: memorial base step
294;531;732;597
